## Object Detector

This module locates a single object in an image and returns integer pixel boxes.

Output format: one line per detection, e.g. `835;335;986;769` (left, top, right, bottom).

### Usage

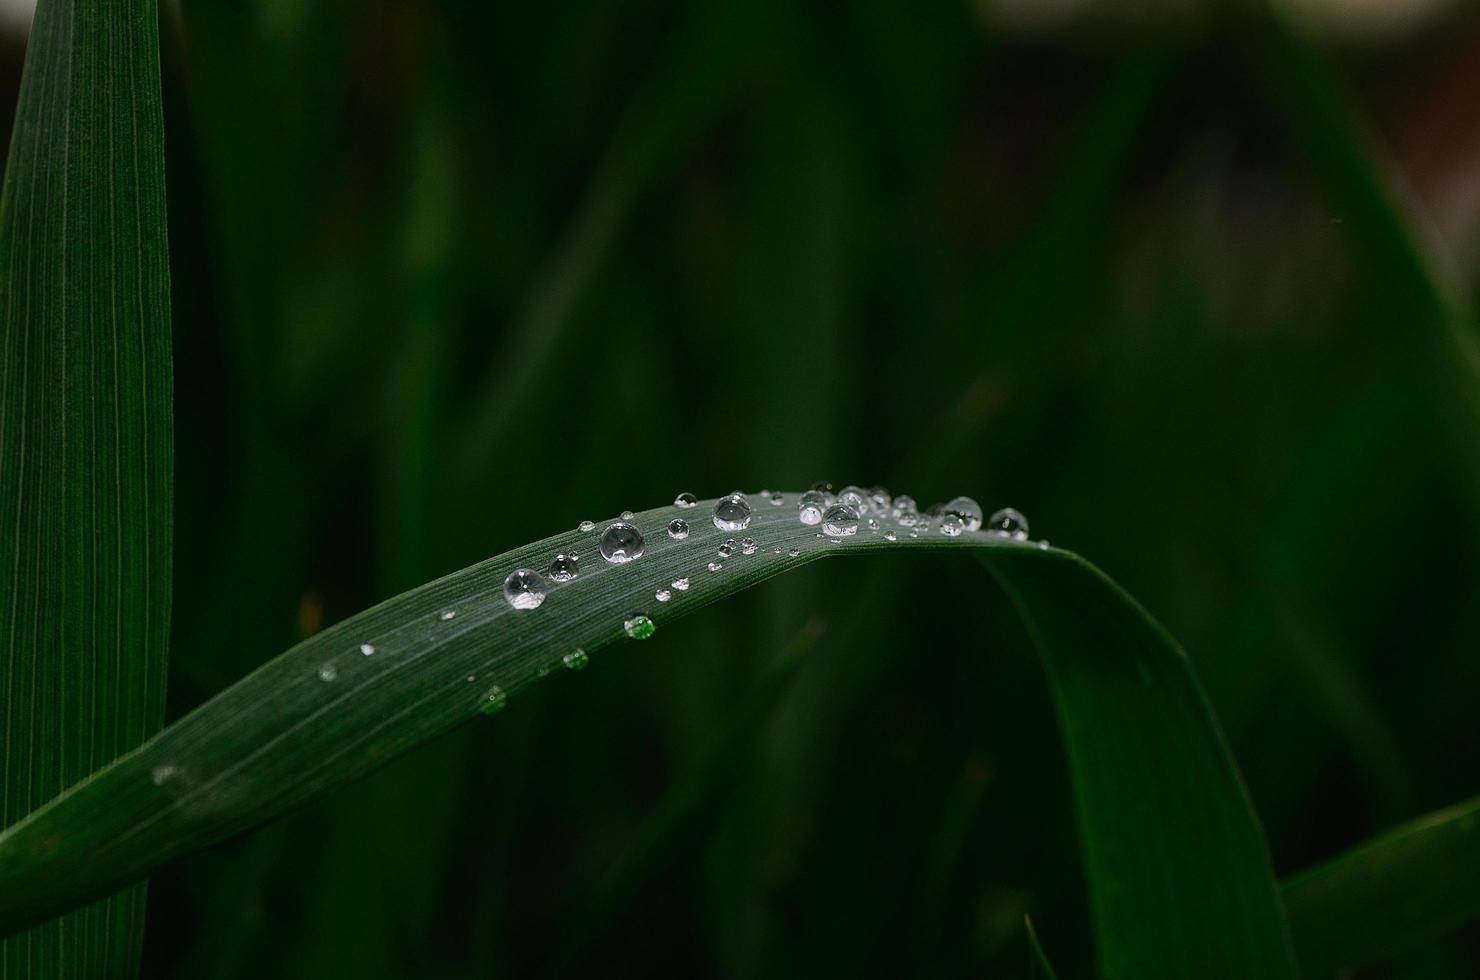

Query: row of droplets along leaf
317;487;1032;721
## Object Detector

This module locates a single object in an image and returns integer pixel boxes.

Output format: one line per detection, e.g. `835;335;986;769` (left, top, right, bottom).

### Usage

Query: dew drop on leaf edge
563;649;589;670
624;615;656;639
479;686;508;714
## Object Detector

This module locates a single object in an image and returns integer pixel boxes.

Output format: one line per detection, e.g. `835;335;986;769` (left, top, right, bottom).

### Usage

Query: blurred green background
5;0;1480;976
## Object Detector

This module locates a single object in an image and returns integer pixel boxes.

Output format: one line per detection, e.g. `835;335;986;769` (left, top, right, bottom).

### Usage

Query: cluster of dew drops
311;485;1035;723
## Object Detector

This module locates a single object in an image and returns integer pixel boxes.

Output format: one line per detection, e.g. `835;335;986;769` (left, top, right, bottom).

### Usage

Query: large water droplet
822;504;861;537
563;649;589;670
712;493;753;531
359;642;376;657
672;577;690;591
503;569;547;609
988;507;1029;539
599;521;646;563
668;518;689;539
318;664;338;682
798;490;827;526
674;491;697;508
940;513;965;537
548;553;580;582
479;686;508;714
836;485;868;513
579;520;596;532
718;539;735;558
945;496;984;532
624;614;656;639
655;588;672;602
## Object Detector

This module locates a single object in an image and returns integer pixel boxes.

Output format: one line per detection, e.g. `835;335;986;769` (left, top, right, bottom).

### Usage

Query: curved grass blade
1281;795;1480;977
0;0;172;974
0;494;1294;977
1026;916;1061;980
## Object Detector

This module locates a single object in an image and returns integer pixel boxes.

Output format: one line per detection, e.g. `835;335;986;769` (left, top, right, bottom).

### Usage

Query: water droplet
988;507;1029;539
548;553;580;582
579;520;596;532
440;609;457;621
893;494;918;515
669;578;689;593
741;537;757;555
865;518;880;531
151;763;177;786
822;504;860;537
836;485;868;513
896;509;922;528
768;491;784;506
1038;540;1050;550
940;513;965;537
945;496;984;532
466;674;477;683
503;569;547;610
718;539;735;558
666;517;690;540
563;649;589;670
884;531;897;541
620;510;635;520
708;561;723;572
788;548;800;557
810;479;834;495
624;615;656;639
656;588;672;602
599;521;646;563
674;491;697;508
359;643;375;657
479;686;507;714
797;490;827;526
868;487;892;514
712;493;753;531
318;664;338;682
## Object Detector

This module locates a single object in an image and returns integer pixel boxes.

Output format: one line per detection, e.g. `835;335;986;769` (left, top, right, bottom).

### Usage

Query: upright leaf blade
0;0;172;974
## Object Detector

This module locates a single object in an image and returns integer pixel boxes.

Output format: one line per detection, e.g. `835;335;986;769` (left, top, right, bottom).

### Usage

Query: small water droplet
620;510;635;520
788;548;800;557
623;615;656;639
712;493;753;531
718;539;735;558
945;496;984;532
836;485;868;513
768;491;784;506
1038;539;1050;550
741;537;757;555
868;487;892;514
479;686;508;714
896;509;922;528
579;520;596;532
797;490;827;526
655;588;672;602
940;513;965;537
548;553;580;582
440;609;457;621
988;507;1029;539
822;504;860;537
865;518;879;531
318;664;338;682
884;531;897;541
503;569;548;610
599;521;646;563
563;648;589;670
466;674;476;683
708;561;723;572
892;494;918;515
674;491;697;508
359;643;375;657
667;517;689;540
151;763;177;786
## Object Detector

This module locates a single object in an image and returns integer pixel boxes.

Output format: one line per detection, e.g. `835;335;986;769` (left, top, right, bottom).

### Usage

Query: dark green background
4;2;1478;976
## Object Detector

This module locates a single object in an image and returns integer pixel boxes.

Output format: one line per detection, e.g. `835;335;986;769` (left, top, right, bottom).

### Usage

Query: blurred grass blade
1281;796;1480;976
1;495;1291;979
1025;917;1061;980
983;553;1298;978
0;0;172;975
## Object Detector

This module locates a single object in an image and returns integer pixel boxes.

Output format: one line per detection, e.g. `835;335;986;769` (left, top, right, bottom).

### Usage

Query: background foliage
3;1;1478;976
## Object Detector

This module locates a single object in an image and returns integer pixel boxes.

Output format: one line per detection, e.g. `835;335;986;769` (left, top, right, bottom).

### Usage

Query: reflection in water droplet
548;553;580;582
624;615;656;639
945;496;984;532
667;518;689;540
672;577;690;591
579;520;596;532
655;588;672;602
479;686;508;714
940;514;964;537
674;491;697;508
359;643;375;656
318;664;337;682
988;507;1030;540
563;649;589;670
712;493;753;531
503;569;548;609
822;504;861;537
798;490;826;526
599;521;646;563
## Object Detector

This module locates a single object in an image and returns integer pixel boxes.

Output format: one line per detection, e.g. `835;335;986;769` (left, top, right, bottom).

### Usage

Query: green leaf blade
0;0;172;974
